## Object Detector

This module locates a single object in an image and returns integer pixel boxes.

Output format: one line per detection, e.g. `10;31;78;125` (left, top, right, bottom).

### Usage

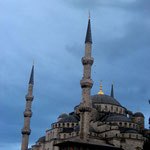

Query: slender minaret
79;14;94;140
21;64;34;150
111;81;114;98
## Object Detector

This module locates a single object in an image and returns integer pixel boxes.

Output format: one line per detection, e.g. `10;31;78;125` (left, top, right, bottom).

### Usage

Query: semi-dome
134;112;144;118
105;114;132;122
58;114;79;123
91;94;121;106
37;136;45;143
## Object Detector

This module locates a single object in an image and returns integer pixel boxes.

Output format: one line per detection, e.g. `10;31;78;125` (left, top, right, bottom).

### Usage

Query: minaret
111;81;114;98
21;64;34;150
79;14;94;140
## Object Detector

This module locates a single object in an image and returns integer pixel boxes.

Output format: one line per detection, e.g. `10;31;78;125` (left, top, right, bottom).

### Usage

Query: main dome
91;94;121;106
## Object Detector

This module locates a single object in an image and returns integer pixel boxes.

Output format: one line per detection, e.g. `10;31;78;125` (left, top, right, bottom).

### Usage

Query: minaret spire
79;14;94;140
85;14;92;44
29;63;34;85
21;64;34;150
111;80;114;98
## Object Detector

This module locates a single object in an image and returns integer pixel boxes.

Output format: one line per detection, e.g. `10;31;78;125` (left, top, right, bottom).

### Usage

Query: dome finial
98;81;104;95
85;13;92;44
137;109;140;112
88;11;91;19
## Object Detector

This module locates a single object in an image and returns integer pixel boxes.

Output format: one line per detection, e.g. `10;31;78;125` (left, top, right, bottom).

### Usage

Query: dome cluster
41;83;145;150
53;91;144;134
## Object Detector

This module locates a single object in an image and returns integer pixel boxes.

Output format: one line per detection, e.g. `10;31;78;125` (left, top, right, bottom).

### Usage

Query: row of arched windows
95;104;126;115
52;123;78;129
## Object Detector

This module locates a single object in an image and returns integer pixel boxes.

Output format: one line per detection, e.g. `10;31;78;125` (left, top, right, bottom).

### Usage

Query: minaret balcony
24;111;32;117
80;78;93;88
79;103;92;112
25;95;34;101
82;57;94;65
21;127;31;135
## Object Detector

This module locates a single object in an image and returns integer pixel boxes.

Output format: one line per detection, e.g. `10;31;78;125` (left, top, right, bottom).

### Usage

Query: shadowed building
22;17;150;150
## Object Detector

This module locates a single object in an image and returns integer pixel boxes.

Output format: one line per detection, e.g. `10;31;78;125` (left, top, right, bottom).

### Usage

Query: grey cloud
62;0;150;13
94;19;150;62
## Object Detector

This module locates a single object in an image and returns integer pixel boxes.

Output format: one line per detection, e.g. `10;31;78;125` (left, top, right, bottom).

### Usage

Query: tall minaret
21;64;34;150
79;14;94;140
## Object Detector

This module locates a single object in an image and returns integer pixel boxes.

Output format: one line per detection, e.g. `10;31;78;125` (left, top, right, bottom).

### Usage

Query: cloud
94;20;150;62
62;0;150;13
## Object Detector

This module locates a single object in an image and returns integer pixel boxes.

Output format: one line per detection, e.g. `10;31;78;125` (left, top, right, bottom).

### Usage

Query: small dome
58;112;68;119
37;136;45;143
91;94;121;106
134;112;144;118
58;114;79;123
105;114;132;122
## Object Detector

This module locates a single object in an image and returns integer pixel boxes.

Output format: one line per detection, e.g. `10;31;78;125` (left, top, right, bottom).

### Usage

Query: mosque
21;17;150;150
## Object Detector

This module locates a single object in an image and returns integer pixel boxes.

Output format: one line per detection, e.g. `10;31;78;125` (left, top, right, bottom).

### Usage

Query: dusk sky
0;0;150;150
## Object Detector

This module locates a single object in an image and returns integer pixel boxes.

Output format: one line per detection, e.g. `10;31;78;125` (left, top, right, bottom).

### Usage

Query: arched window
124;122;127;127
129;134;131;138
119;122;122;126
119;108;122;113
136;125;138;129
67;123;69;127
116;107;118;112
111;106;113;111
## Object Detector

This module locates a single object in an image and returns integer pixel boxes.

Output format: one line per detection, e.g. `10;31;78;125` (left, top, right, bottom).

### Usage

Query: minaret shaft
79;18;93;140
21;135;29;150
21;66;34;150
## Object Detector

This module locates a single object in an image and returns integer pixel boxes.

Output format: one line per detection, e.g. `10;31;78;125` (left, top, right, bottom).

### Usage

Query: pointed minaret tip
111;80;114;98
85;13;92;44
29;64;34;85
